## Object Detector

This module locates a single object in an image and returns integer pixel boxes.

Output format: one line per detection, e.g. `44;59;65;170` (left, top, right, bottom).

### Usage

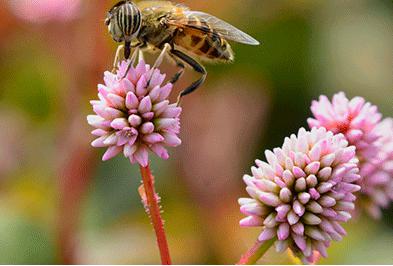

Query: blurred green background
0;0;392;264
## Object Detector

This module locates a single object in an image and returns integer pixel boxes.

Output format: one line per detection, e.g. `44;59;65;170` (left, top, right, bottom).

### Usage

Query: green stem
237;238;276;265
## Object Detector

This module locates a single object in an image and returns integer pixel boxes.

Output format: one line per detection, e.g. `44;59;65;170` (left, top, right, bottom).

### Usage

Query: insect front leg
112;44;124;73
121;47;140;79
170;49;207;106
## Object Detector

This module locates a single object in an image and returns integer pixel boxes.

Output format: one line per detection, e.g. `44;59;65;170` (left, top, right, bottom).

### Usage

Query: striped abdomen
174;19;234;62
108;1;142;43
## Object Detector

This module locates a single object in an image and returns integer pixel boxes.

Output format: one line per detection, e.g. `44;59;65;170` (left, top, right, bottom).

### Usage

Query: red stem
139;164;172;265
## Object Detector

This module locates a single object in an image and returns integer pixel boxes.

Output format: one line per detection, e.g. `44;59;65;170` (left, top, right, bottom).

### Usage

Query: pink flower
307;92;393;219
359;118;393;218
308;92;382;158
239;127;361;262
87;60;182;167
8;0;81;23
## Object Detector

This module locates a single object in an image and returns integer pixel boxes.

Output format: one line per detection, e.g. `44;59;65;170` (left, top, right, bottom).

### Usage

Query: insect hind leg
170;49;207;106
168;54;185;85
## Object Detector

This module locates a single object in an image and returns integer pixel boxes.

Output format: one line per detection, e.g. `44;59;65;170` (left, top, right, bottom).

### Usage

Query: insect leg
138;49;145;63
170;49;207;105
152;43;171;70
112;44;124;73
168;54;185;85
121;47;140;79
147;43;172;85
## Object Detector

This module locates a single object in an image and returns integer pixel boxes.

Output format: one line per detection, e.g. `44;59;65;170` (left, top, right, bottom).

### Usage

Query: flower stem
237;238;276;265
139;164;172;265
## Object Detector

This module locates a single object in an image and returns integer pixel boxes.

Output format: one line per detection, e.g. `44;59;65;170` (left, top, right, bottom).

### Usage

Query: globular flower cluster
239;127;361;262
307;92;393;218
307;92;382;158
87;60;182;167
359;119;393;218
8;0;81;23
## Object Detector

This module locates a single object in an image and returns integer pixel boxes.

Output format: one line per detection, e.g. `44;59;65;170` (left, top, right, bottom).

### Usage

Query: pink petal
258;192;281;207
305;162;320;175
138;96;152;113
107;93;125;109
124;144;137;157
149;85;161;101
140;122;155;134
277;223;290;240
240;216;263;227
136;75;148;96
157;83;173;101
258;228;276;241
91;129;107;137
121;78;135;93
163;133;182;147
149;70;166;88
91;136;108;148
134;146;149;167
291;222;304;235
143;133;164;144
102;146;122;161
292;234;306;251
153;100;170;116
150;144;169;160
111;118;129;130
128;114;142;127
293;166;306;178
125;92;139;109
161;106;182;118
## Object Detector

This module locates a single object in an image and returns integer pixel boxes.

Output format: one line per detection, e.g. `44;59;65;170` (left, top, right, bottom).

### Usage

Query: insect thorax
138;13;176;49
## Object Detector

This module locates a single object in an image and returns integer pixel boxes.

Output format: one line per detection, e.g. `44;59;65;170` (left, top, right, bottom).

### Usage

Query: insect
105;0;260;104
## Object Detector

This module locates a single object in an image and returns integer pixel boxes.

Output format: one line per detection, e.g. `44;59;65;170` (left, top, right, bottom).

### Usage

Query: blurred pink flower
359;118;393;218
239;127;361;262
308;92;382;158
307;92;393;219
87;60;182;167
8;0;81;23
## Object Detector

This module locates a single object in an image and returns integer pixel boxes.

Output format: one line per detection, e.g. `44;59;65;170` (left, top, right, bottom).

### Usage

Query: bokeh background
0;0;392;264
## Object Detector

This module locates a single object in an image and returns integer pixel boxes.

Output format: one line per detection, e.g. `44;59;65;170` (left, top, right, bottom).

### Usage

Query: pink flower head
308;92;382;158
239;127;361;262
359;118;393;218
8;0;81;23
87;60;182;167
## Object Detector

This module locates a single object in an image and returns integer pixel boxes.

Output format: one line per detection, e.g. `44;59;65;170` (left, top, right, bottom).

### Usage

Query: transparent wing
137;1;188;12
183;11;260;45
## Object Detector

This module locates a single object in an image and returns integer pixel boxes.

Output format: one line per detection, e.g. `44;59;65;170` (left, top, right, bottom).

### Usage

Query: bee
105;0;260;103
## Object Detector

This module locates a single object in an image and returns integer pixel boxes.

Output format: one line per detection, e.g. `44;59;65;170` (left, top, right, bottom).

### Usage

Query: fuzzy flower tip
359;118;393;218
308;92;382;158
239;127;361;262
87;60;182;167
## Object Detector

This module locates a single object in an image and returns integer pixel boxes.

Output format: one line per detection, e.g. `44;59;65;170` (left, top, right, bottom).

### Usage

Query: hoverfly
105;0;260;104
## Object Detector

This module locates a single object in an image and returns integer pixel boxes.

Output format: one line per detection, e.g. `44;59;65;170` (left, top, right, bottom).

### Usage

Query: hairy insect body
173;19;234;62
106;0;259;101
138;6;234;62
137;10;176;49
